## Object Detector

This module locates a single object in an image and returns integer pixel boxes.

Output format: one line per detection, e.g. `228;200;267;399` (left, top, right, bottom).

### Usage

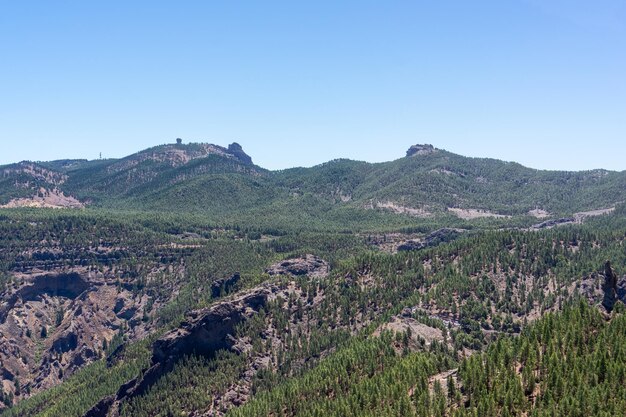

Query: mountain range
1;140;624;230
0;140;625;417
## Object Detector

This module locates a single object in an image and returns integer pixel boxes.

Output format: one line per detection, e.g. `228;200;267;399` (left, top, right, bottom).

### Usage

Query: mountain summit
406;144;437;157
226;142;253;165
114;141;253;169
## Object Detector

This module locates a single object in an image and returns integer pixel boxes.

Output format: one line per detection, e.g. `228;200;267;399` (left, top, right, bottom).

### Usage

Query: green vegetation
6;208;624;416
224;301;625;417
1;144;625;416
1;337;153;417
455;301;626;417
227;333;448;417
2;144;625;229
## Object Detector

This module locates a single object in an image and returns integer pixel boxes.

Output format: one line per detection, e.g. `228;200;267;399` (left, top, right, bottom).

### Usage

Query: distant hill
1;141;624;228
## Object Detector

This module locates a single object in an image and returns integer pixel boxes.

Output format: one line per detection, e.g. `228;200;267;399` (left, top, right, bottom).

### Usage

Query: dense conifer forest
1;144;625;416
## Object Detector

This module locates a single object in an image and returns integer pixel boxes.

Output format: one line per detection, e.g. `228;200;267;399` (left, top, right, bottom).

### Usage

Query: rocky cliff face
227;142;253;165
602;261;626;312
152;287;271;364
86;256;332;417
0;262;178;405
577;261;626;314
406;144;436;157
85;284;278;417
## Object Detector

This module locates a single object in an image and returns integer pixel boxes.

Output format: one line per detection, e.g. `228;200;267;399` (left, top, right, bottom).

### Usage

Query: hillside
2;142;624;228
0;142;625;417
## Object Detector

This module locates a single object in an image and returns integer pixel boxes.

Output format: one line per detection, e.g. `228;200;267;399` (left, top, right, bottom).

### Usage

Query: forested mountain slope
2;142;624;224
1;142;625;416
0;205;624;416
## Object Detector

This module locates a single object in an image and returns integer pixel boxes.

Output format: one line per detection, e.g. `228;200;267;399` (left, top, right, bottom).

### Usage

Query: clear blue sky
1;1;625;171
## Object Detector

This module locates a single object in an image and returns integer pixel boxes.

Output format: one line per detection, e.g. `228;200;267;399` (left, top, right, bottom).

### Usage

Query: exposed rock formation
375;316;445;352
396;240;426;252
0;273;90;323
373;201;431;217
580;261;626;313
153;287;271;363
531;217;576;230
448;208;510;220
0;266;172;403
84;397;115;417
227;142;253;165
106;142;253;173
265;255;330;278
86;284;277;417
406;144;436;157
397;228;462;252
532;209;616;230
424;228;462;247
1;188;85;209
603;261;618;312
574;207;615;222
1;162;68;186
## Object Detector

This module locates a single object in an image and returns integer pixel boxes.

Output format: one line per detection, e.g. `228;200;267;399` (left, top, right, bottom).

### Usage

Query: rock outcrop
531;217;575;230
152;287;271;364
397;228;462;252
603;261;619;312
106;142;254;173
87;284;277;416
265;255;330;278
227;142;253;165
211;273;241;298
0;272;90;323
0;266;173;403
0;162;84;208
1;162;68;186
396;240;426;252
0;188;85;209
424;228;462;247
580;261;626;313
406;144;436;157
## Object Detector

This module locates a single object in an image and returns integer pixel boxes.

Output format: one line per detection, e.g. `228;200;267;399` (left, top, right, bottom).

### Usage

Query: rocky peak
227;142;253;165
406;144;436;157
107;142;254;173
